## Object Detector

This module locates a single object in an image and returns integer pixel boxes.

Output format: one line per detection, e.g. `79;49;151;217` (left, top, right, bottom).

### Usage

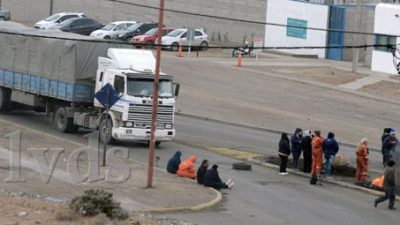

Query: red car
131;27;175;48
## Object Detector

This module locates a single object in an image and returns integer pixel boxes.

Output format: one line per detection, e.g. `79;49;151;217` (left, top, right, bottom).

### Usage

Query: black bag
310;175;317;185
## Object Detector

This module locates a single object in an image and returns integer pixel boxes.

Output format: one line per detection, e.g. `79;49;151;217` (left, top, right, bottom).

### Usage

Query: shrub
69;189;129;220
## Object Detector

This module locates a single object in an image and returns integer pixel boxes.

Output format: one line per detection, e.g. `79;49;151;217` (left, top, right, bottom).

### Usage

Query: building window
375;34;396;52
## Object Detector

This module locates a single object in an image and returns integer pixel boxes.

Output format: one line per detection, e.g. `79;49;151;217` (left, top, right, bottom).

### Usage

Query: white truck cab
77;49;178;144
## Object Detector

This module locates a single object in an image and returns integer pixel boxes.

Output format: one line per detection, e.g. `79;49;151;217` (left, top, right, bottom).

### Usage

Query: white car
34;12;85;30
90;21;136;39
161;28;209;51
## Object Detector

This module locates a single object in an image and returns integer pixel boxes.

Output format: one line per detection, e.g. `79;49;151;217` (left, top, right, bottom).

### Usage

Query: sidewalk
0;120;220;218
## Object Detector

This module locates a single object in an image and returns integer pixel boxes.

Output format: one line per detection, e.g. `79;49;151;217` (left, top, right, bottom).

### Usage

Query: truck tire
99;117;115;144
54;107;78;133
0;87;11;112
232;162;252;171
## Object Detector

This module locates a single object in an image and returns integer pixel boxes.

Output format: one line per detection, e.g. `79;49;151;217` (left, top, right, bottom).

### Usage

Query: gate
327;6;346;61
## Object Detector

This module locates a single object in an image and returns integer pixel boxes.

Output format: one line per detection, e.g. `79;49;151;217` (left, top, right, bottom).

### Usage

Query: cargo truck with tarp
0;22;179;144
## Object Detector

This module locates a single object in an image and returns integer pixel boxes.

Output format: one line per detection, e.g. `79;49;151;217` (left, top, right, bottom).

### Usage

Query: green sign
287;18;307;39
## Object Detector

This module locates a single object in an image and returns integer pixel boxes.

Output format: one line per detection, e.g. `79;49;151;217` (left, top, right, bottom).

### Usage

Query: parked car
90;21;136;39
131;27;175;48
116;22;159;42
34;12;85;30
161;28;209;51
59;17;103;36
0;7;11;21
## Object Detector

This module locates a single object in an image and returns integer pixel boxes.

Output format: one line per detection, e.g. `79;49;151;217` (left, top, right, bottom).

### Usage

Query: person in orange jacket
356;138;369;181
311;130;324;183
177;155;197;179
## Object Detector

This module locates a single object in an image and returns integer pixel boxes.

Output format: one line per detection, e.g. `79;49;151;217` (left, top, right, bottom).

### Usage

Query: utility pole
352;0;362;73
49;0;54;16
147;0;165;188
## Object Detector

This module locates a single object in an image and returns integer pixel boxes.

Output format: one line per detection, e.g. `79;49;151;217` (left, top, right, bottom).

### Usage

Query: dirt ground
360;80;400;101
0;192;168;225
246;66;366;85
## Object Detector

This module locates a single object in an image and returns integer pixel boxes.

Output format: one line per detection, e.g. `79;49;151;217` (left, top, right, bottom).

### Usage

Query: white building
371;3;400;74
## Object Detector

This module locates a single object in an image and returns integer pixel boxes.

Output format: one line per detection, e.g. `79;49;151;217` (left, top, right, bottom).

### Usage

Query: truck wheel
0;87;11;112
156;141;161;146
232;162;252;171
54;107;78;133
99;117;114;144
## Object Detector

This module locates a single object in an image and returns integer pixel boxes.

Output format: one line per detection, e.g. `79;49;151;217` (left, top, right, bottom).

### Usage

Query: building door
327;6;346;61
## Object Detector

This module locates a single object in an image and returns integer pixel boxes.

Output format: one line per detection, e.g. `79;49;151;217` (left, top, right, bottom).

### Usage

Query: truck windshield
127;78;173;98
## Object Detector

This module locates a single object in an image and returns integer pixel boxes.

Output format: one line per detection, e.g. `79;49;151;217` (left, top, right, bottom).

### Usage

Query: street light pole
49;0;54;16
147;0;165;188
352;0;362;73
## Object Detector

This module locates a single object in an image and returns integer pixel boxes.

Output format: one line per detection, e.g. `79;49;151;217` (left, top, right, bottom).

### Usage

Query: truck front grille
128;104;174;129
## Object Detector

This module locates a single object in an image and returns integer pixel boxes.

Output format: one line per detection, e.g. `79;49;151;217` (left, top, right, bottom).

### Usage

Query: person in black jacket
166;151;182;174
374;160;397;210
382;129;398;167
302;130;313;174
203;165;234;190
278;132;291;175
381;128;391;166
197;159;209;184
291;128;303;171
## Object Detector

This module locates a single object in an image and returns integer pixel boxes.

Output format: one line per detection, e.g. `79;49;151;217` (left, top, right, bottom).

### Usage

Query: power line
0;28;395;50
109;0;382;37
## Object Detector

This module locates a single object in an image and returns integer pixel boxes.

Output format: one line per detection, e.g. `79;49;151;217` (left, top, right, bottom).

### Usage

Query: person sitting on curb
177;155;197;179
356;138;369;182
203;164;234;190
374;160;397;210
166;151;182;174
322;132;339;180
197;159;209;184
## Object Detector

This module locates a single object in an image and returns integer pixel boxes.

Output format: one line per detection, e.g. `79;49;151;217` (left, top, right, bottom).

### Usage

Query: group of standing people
166;151;234;190
278;128;340;182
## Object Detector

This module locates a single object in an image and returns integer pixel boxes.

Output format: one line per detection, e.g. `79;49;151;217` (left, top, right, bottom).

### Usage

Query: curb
137;187;222;214
176;112;381;152
246;157;400;202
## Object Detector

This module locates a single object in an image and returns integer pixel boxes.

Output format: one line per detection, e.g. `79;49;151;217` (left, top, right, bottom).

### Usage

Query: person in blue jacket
322;132;339;179
167;151;182;174
291;128;303;171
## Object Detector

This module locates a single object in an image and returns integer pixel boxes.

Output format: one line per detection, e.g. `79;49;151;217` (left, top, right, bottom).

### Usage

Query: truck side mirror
174;83;180;97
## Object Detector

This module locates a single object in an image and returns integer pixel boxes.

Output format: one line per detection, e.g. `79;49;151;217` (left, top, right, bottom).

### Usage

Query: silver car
161;28;209;51
0;7;11;21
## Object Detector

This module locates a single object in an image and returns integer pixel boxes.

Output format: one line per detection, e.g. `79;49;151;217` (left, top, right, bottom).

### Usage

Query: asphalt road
0;111;397;225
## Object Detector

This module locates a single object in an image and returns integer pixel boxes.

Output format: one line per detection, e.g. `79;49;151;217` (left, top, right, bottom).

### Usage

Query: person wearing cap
203;164;234;190
382;129;398;167
291;128;303;171
311;130;324;183
356;138;369;181
302;130;313;173
322;132;339;179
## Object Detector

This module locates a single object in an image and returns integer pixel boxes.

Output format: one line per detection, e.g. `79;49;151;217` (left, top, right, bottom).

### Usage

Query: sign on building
287;18;308;39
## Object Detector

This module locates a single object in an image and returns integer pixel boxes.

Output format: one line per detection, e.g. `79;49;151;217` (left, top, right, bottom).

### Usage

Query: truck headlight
125;122;133;127
165;124;172;129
